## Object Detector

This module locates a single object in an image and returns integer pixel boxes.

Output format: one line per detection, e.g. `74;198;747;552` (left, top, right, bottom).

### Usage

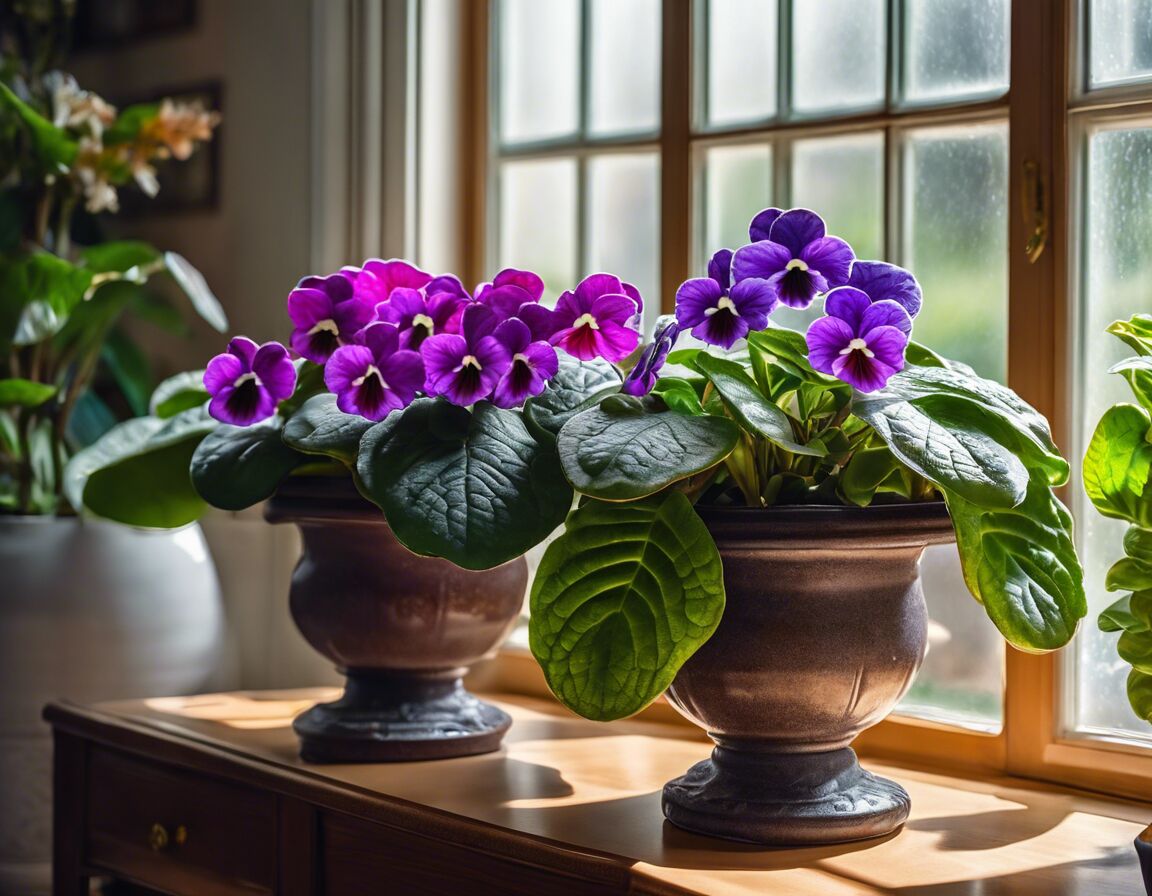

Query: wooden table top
47;689;1150;895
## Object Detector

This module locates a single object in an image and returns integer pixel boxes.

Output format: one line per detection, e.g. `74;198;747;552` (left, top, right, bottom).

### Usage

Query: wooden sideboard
45;690;1149;895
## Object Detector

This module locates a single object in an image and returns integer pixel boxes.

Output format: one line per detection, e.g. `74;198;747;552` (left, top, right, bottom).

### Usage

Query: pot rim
264;474;380;524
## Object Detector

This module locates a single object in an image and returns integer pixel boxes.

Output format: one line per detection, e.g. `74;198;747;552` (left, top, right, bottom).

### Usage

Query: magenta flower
421;304;510;406
732;208;855;309
352;258;433;306
287;272;373;363
847;260;923;318
324;323;425;421
490;318;559;408
623;318;681;396
475;268;545;307
545;273;642;362
806;287;912;392
675;249;777;348
373;286;465;349
204;337;296;426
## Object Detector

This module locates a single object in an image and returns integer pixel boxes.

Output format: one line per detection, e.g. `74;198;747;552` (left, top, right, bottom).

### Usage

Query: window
442;0;1152;798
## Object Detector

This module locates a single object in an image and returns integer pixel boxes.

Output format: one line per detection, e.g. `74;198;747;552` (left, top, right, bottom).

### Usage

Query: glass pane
1070;124;1152;741
586;152;661;332
1088;0;1152;88
791;132;885;259
897;544;1004;730
704;0;777;126
498;0;580;144
904;0;1009;103
792;0;885;114
498;158;578;301
902;122;1008;382
700;142;773;269
589;0;660;136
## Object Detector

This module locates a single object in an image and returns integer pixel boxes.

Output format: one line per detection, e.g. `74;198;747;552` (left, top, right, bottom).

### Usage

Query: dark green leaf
129;290;189;334
839;443;908;507
1127;668;1152;722
279;360;327;416
557;396;740;501
1118;629;1152;675
529;492;725;721
1108;314;1152;357
80;240;160;274
523;354;621;444
652;377;704;415
357;399;572;569
1099;593;1149;633
1124;527;1152;565
1106;557;1152;593
282;393;373;465
1083;403;1152;528
3;252;94;345
149;369;208;418
164;252;228;332
191;417;305;510
66;390;118;448
0;82;78;168
101;328;152;416
0;378;56;407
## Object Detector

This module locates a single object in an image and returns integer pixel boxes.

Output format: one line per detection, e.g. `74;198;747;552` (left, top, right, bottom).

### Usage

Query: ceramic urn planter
662;502;955;846
264;476;527;763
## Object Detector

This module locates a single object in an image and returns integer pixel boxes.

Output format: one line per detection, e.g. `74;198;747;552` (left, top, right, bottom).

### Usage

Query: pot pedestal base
293;670;511;763
662;745;909;846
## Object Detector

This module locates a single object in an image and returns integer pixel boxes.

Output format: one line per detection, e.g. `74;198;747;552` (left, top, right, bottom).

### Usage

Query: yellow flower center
840;337;875;359
574;312;600;330
412;313;435;332
352;365;388;389
785;258;809;272
460;354;482;371
232;371;262;388
704;295;739;317
307;318;340;336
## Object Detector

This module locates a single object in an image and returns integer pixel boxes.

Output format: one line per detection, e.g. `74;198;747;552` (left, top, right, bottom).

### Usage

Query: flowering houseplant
1084;313;1152;724
0;7;222;514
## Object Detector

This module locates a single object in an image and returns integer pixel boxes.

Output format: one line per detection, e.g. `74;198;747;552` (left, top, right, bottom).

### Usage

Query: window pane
792;0;885;114
589;0;660;136
1070;124;1152;742
700;143;773;270
586;152;660;330
791;132;885;260
498;0;580;144
704;0;777;126
1088;0;1152;89
902;122;1008;382
498;158;578;301
898;545;1004;730
903;0;1009;103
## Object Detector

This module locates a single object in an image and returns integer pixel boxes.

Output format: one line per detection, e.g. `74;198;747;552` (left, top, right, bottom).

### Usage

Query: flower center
232;371;263;389
840;337;875;359
307;318;340;336
704;295;739;318
573;312;600;331
460;354;482;371
513;352;531;366
785;258;809;273
352;364;388;389
412;313;435;333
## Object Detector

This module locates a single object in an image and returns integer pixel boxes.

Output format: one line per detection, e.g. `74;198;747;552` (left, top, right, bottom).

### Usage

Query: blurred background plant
0;0;224;514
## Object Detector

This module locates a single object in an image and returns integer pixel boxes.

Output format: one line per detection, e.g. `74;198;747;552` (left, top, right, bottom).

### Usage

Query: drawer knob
149;823;188;851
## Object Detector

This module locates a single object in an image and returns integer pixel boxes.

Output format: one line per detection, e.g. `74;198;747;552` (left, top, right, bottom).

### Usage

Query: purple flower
732;208;855;309
373;286;465;349
287;272;373;363
675;249;777;348
421;304;510;405
475;268;545;306
847;260;923;318
204;337;296;426
546;273;642;362
623;318;681;396
324;323;425;421
352;258;433;306
489;318;559;408
806;287;912;392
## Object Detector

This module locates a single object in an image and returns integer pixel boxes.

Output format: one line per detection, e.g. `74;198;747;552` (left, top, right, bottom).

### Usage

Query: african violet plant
67;206;1087;725
1084;313;1152;723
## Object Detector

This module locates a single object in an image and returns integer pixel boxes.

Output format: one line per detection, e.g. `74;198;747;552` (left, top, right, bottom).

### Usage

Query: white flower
47;71;116;139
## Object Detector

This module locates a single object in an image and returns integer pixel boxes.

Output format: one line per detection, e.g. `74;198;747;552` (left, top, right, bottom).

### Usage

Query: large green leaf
652;377;705;415
191;417;305;510
1110;356;1152;411
944;477;1086;651
164;252;228;332
0;378;56;407
1098;593;1148;633
746;328;830;382
81;240;160;275
64;408;215;526
2;253;94;345
101;328;153;417
557;395;740;501
695;353;824;456
523;354;621;444
1118;629;1152;675
1106;557;1152;593
839;443;911;507
66;390;118;448
1108;314;1152;357
1125;527;1152;565
149;369;208;418
282;393;373;465
1129;668;1152;722
1083;403;1152;528
0;82;78;168
357;399;572;569
529;492;725;721
854;391;1030;509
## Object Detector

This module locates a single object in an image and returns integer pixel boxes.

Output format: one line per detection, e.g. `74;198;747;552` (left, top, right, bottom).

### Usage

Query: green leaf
2;252;94;345
1099;593;1149;633
904;341;947;368
0;378;56;407
80;240;161;274
164;252;228;333
529;492;725;721
282;393;373;465
695;353;824;456
1128;668;1152;722
1118;629;1152;675
652;377;704;415
839;443;908;507
1083;403;1152;528
66;390;118;448
0;82;78;168
357;399;572;569
103;102;161;145
944;477;1086;651
191;417;305;510
1109;356;1152;411
280;360;327;416
129;290;189;334
101;328;153;416
1108;314;1152;357
1124;527;1152;565
1106;557;1152;593
523;354;621;444
557;395;740;501
746;327;824;378
64;408;216;525
149;369;209;418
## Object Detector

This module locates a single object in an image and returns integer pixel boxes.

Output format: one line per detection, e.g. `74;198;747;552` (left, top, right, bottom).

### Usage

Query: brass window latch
149;822;188;852
1022;159;1049;264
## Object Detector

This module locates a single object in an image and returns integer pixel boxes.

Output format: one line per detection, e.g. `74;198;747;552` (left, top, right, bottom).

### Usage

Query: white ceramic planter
0;516;224;895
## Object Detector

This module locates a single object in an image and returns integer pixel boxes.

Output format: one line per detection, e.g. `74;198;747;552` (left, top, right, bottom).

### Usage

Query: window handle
1022;160;1048;264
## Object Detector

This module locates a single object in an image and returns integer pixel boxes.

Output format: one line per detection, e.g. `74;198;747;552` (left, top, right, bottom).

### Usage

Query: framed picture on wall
73;0;197;50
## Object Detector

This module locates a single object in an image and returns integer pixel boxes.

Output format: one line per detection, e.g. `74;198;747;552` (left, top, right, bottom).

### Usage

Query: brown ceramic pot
264;476;527;763
662;502;955;845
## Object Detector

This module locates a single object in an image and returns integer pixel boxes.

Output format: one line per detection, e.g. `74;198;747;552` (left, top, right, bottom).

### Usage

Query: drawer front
86;746;276;895
320;812;623;896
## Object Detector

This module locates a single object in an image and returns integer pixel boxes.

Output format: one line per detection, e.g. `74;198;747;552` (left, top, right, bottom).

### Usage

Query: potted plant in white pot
0;8;222;889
